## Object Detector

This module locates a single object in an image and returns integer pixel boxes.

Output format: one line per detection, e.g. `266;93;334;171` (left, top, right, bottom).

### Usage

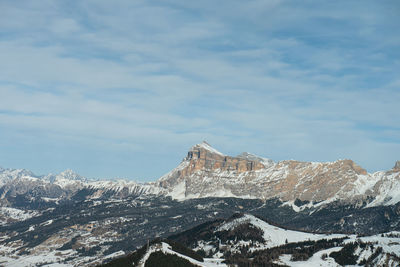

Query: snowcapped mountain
0;168;36;187
175;213;400;266
102;213;400;267
1;142;400;266
1;141;400;208
157;142;400;207
0;167;159;206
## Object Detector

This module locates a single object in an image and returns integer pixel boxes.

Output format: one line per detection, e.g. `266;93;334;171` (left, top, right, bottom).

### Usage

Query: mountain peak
189;141;225;156
394;161;400;170
57;169;85;181
237;152;261;161
237;152;274;166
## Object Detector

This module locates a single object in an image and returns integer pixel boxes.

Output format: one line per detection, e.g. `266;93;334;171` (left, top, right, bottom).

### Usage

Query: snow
102;250;125;260
41;219;54;226
195;241;216;255
167;181;186;200
209;215;400;266
41;264;72;267
159;157;400;204
1;249;76;267
1;165;161;198
139;242;227;267
0;207;39;224
237;152;273;163
350;233;400;255
281;199;337;213
279;247;342;267
351;174;380;196
185;188;240;200
281;200;314;212
366;171;400;207
20;175;40;182
2;146;400;207
196;141;225;156
217;214;345;248
354;246;373;264
42;197;60;202
158;161;189;182
53;177;83;188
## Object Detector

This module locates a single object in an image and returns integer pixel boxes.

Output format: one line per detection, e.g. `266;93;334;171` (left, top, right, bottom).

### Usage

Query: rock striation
1;142;399;208
158;142;400;206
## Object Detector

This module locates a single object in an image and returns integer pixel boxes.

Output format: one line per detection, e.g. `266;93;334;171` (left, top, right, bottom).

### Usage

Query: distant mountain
158;142;400;207
1;141;400;208
0;167;159;208
1;142;400;266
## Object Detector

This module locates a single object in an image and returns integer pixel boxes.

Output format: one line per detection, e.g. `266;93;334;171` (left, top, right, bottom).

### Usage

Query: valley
1;143;400;266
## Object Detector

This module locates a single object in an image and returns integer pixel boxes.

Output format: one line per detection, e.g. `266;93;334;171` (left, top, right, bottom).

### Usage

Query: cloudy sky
0;0;399;181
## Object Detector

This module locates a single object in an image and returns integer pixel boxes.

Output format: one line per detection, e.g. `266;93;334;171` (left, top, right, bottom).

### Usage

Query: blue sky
0;0;399;181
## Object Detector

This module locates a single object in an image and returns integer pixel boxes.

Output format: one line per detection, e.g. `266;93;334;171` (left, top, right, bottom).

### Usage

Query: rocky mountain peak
186;141;225;160
158;143;268;194
183;142;266;173
236;152;274;165
0;168;36;179
237;152;260;161
57;169;86;181
394;161;400;170
159;143;394;202
335;159;368;175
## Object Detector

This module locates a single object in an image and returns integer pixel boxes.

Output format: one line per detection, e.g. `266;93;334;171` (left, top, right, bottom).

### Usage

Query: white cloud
0;0;399;179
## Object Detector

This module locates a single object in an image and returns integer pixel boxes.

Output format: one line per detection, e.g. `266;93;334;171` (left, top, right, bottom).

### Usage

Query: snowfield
138;242;227;267
278;247;343;267
0;207;39;225
216;214;345;248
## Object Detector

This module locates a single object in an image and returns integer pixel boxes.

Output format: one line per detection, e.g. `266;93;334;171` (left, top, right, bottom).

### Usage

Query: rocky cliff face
394;161;400;171
158;142;400;206
1;142;399;207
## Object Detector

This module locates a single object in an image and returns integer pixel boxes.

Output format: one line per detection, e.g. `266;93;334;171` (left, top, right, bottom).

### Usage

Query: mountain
158;142;400;207
102;213;400;267
1;142;399;207
169;213;400;266
2;194;400;266
100;239;206;267
0;167;159;209
1;142;400;266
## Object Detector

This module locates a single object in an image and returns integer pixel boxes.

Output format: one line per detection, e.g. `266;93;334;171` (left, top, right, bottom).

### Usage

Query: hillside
101;213;400;267
1;142;400;266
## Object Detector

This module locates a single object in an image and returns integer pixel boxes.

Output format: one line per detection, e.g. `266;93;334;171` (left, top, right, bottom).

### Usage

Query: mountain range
1;142;400;266
1;141;399;207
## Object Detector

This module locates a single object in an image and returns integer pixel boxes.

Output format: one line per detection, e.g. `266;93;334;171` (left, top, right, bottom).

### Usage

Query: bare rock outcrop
158;142;399;206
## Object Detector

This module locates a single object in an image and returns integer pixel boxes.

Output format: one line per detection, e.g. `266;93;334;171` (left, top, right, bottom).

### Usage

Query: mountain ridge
157;142;400;206
1;142;399;208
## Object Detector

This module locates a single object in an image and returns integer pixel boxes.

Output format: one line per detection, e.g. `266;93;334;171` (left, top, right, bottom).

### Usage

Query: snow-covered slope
170;213;400;267
0;207;39;226
1;142;399;207
98;212;400;266
157;142;400;206
137;242;226;267
0;167;160;204
216;214;344;248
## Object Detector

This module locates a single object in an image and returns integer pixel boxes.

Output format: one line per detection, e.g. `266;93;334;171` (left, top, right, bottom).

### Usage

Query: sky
0;0;399;181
